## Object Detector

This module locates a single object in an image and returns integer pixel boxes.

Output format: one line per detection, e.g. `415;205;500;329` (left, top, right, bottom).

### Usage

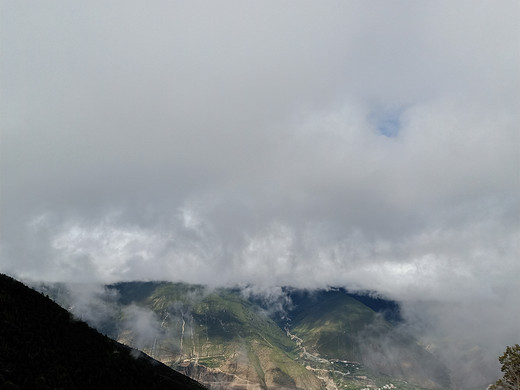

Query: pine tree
490;344;520;390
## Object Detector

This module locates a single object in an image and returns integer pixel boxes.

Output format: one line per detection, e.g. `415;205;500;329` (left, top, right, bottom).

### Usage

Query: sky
1;1;519;386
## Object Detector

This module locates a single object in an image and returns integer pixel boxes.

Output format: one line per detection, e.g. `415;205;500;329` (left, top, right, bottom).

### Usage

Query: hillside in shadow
0;273;207;390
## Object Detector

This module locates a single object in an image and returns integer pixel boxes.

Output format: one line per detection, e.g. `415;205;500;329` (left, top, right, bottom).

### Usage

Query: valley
41;281;450;390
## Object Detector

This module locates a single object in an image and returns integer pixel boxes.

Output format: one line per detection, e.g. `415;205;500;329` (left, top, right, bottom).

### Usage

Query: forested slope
0;273;207;390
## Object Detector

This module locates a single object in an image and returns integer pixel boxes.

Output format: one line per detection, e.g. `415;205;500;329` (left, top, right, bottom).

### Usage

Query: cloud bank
1;1;519;386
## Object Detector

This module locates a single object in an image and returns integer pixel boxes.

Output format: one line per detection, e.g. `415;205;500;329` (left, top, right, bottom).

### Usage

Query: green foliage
490;344;520;390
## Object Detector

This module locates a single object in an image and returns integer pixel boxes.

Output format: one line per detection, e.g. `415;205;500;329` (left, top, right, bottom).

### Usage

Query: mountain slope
106;282;450;390
113;282;324;390
0;274;207;390
34;280;450;389
285;289;450;389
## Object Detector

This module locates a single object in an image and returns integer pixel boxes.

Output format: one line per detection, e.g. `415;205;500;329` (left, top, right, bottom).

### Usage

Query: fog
1;1;519;387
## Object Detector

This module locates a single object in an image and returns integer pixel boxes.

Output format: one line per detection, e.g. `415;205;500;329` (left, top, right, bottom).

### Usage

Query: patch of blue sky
370;109;403;138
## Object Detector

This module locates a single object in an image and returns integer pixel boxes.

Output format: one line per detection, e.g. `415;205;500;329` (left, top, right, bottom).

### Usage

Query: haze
1;1;519;387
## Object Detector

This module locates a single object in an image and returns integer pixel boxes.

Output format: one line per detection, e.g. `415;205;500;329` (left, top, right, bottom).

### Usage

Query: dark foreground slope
0;274;207;390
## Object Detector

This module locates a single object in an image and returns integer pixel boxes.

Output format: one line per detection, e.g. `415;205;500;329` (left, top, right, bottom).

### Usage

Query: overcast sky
1;1;519;385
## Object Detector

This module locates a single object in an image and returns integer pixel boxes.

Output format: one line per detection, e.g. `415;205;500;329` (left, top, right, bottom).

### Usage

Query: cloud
121;304;163;352
1;1;519;387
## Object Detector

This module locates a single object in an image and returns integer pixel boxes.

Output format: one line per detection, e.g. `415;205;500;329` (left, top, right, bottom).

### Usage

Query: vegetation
36;280;451;389
490;344;520;390
0;274;207;389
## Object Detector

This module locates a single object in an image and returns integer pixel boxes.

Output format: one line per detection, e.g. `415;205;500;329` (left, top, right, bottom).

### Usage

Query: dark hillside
0;273;207;390
283;288;401;323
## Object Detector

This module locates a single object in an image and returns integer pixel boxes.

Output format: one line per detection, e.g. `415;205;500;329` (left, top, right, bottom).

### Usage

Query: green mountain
112;282;323;390
97;282;450;390
29;280;450;389
0;274;207;390
285;289;450;389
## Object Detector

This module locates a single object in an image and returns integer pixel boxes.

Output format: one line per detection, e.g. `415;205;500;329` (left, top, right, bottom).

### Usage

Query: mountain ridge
106;281;450;389
26;279;451;389
0;274;207;389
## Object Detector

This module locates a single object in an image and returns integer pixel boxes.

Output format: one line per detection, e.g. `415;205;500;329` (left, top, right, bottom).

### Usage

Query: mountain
30;280;450;389
0;274;207;390
96;282;450;390
112;282;323;390
284;289;450;389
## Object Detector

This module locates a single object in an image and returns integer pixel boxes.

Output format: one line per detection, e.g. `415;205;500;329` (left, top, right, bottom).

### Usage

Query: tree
490;344;520;390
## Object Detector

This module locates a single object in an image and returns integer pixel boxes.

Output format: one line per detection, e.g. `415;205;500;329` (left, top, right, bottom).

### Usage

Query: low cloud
121;305;162;352
2;1;519;387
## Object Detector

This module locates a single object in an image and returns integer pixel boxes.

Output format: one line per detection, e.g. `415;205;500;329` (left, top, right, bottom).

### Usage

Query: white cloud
1;1;519;386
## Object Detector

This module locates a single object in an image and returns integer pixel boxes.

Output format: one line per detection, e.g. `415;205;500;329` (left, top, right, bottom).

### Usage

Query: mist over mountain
30;279;456;389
